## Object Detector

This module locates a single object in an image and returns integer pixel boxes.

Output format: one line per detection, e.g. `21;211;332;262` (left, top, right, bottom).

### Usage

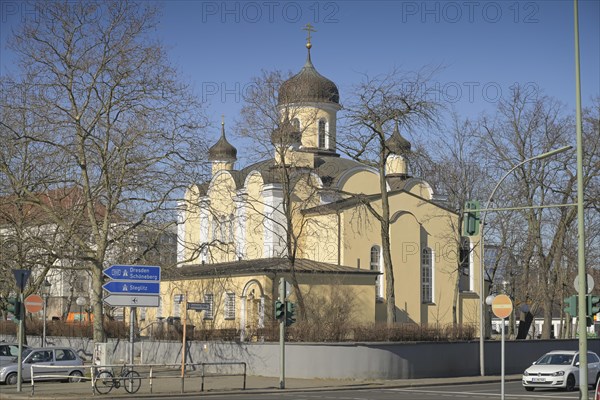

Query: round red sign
24;294;43;313
492;294;513;319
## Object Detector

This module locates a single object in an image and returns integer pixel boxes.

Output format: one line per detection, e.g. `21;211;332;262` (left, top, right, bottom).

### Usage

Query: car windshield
536;353;574;365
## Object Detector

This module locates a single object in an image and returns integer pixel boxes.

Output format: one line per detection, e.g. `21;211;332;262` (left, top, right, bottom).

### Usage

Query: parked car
0;347;84;385
0;343;30;365
522;350;600;392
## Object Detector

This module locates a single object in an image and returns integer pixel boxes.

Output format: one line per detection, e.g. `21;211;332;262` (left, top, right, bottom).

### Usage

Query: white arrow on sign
103;294;160;307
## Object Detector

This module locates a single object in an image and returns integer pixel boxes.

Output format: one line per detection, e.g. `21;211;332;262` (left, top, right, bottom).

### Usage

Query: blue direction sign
103;281;160;295
103;265;161;281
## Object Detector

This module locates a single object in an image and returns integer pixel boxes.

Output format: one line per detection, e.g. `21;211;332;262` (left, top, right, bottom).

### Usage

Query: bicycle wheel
123;370;141;394
94;370;114;394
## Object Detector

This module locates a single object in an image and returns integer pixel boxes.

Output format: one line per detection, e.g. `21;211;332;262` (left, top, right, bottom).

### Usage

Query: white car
522;350;600;392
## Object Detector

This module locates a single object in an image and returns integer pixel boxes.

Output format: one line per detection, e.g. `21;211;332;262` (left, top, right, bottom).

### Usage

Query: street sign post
24;294;43;313
103;265;161;281
103;294;160;307
187;302;210;311
102;281;160;295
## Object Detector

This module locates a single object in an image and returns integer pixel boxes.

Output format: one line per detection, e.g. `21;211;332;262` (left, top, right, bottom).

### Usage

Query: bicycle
94;364;141;394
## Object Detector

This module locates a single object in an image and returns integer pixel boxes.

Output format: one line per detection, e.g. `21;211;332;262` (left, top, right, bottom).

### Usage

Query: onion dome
278;37;339;105
271;115;302;147
386;121;412;154
208;119;237;162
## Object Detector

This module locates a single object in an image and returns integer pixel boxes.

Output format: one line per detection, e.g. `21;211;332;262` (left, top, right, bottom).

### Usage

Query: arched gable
402;178;434;200
336;166;382;194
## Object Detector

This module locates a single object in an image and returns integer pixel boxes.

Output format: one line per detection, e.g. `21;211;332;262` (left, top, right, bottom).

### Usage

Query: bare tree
415;113;489;327
1;1;208;341
479;87;599;339
339;67;441;324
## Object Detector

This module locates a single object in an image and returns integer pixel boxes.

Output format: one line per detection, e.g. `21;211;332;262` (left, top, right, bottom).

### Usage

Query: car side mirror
575;362;580;367
532;361;537;365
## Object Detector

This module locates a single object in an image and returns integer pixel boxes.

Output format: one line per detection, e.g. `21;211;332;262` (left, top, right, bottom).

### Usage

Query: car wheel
525;387;534;392
69;370;83;383
565;374;576;392
5;372;18;385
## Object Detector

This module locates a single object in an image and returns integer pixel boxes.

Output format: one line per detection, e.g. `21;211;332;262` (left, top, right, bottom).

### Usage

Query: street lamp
478;145;572;376
76;296;86;338
41;279;51;346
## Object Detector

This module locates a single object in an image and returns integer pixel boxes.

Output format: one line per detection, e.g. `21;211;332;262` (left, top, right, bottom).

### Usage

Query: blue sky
1;0;599;152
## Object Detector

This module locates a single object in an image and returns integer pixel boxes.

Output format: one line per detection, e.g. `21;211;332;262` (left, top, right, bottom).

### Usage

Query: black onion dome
208;121;237;162
278;53;339;105
271;116;302;147
386;121;411;154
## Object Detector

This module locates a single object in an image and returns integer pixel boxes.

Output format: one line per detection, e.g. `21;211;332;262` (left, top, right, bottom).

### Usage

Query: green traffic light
587;294;600;316
274;300;285;320
285;301;296;327
463;200;481;237
563;295;578;316
7;297;23;322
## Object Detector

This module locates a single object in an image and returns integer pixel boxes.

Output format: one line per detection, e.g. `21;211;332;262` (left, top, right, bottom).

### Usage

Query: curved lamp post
41;279;51;346
478;145;572;376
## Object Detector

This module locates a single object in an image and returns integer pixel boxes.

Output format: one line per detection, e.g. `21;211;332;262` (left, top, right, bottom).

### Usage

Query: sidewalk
0;373;524;399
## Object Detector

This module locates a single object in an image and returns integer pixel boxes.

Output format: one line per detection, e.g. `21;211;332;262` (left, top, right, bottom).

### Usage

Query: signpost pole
491;294;512;400
16;291;23;393
181;299;187;394
279;278;285;390
501;316;505;400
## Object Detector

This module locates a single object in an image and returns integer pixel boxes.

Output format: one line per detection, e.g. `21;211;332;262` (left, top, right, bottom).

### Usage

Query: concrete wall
2;334;598;379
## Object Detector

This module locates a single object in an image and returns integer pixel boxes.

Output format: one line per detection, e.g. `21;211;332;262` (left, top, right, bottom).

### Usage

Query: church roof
208;120;237;162
164;258;379;280
385;121;411;154
278;51;339;105
195;155;369;196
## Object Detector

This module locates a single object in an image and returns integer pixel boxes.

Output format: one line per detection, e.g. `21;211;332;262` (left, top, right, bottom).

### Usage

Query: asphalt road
138;382;596;400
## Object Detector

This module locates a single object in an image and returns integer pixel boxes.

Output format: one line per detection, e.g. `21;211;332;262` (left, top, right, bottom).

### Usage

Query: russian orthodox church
152;28;480;337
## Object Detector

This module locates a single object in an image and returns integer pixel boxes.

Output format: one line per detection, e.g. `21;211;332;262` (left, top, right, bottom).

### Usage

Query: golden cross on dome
302;23;317;48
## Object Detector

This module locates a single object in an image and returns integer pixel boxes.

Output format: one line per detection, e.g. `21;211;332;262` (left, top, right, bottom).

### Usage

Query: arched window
421;247;433;303
370;246;383;300
291;118;300;131
318;119;327;149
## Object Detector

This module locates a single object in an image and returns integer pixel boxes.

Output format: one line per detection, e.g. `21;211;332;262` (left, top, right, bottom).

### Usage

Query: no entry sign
492;294;513;319
24;294;43;313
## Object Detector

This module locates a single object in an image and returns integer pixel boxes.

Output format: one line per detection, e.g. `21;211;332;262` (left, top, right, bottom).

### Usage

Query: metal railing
89;362;247;395
30;364;89;396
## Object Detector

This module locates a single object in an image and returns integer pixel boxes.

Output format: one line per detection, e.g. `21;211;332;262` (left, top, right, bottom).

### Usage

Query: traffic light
564;295;578;316
274;300;285;320
587;294;600;316
463;200;481;237
7;297;23;322
285;301;296;327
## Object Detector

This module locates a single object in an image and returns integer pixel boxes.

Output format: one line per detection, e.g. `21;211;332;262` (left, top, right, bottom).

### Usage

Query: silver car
0;343;30;365
0;347;85;385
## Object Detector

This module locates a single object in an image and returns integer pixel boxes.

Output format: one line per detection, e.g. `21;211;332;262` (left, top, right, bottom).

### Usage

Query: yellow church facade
151;37;481;337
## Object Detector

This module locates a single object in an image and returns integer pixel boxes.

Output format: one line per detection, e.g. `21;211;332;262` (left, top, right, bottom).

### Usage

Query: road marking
387;388;579;399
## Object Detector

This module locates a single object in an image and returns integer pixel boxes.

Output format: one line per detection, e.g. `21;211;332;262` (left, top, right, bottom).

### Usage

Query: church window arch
318;118;328;149
421;247;434;303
